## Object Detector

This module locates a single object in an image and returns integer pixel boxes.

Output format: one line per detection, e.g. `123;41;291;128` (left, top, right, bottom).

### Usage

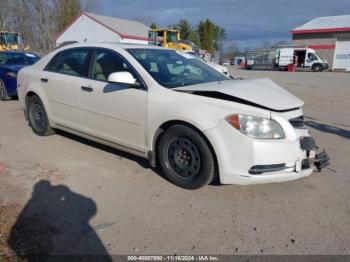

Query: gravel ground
0;68;349;258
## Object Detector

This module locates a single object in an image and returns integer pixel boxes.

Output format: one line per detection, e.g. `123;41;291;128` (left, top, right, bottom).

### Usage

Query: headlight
226;114;285;139
6;72;17;78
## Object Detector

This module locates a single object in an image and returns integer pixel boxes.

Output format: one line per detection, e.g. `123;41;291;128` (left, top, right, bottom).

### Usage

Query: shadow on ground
56;130;222;186
56;130;171;181
7;180;112;261
56;130;222;188
305;120;350;139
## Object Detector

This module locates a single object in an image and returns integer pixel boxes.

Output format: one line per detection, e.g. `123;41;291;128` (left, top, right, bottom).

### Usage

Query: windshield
315;52;323;61
127;49;228;88
3;33;19;45
0;52;40;65
167;31;178;43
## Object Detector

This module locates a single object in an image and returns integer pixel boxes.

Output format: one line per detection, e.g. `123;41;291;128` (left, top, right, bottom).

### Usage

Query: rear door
79;48;148;152
278;48;294;66
42;48;91;130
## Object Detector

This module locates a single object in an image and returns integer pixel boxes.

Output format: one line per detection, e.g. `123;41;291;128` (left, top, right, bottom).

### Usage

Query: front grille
289;116;304;129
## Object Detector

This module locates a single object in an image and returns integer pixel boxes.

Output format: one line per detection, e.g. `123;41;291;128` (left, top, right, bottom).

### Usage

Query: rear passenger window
46;49;89;77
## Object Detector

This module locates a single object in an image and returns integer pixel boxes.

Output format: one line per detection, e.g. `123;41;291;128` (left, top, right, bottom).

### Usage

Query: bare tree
0;0;12;30
57;0;82;33
6;0;35;48
1;0;89;53
224;42;240;60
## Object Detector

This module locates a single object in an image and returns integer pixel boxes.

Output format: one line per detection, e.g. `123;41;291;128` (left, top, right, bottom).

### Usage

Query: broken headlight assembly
226;114;285;139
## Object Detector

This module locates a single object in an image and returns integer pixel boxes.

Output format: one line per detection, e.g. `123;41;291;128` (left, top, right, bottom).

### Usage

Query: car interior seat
94;54;126;81
60;57;82;76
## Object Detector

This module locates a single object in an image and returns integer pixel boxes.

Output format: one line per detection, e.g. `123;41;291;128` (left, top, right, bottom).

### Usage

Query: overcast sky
92;0;350;49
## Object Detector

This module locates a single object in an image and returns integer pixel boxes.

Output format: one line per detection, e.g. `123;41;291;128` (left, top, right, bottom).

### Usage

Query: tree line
152;19;226;55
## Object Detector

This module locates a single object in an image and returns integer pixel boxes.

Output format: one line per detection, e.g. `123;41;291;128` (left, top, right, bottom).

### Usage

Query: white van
276;48;328;71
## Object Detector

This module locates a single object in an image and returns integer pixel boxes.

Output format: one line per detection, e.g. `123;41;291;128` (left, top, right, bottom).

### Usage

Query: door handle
41;78;48;83
81;86;93;92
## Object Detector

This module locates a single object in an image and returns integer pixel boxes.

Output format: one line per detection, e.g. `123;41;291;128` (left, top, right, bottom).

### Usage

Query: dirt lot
0;68;350;258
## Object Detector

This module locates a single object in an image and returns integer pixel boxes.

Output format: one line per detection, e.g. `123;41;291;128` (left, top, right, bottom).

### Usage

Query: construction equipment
148;28;193;51
0;32;28;51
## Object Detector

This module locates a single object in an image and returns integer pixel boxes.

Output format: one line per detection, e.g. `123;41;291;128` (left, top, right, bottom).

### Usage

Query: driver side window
90;49;135;81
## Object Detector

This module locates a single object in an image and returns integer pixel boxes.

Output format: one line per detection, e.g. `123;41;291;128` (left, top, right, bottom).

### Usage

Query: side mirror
108;72;139;87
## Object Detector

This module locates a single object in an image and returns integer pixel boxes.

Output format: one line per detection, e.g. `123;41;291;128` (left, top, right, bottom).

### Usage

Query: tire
158;125;216;189
27;95;55;136
312;64;322;72
0;79;12;101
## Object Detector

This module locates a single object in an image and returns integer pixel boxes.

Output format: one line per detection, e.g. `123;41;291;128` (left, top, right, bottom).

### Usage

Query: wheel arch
312;63;322;71
24;91;38;119
24;90;52;121
148;120;219;174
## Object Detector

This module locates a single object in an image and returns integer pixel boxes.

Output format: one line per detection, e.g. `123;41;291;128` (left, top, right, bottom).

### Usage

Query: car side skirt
55;124;147;159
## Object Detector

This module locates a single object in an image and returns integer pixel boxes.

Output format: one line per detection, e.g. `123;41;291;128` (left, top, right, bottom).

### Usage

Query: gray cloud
92;0;350;48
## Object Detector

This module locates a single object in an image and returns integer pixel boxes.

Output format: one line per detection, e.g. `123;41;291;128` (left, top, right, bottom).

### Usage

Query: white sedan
17;43;329;189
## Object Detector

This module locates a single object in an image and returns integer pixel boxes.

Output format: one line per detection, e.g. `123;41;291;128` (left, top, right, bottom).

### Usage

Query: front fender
145;86;270;152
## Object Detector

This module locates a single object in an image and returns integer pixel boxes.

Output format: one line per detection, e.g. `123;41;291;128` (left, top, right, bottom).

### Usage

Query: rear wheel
0;80;12;101
27;95;54;136
158;125;216;189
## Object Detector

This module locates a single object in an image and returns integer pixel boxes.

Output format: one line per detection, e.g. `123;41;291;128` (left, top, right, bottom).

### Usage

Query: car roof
54;42;171;51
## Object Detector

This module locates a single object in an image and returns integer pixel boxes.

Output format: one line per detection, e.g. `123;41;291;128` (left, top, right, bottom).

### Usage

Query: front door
80;49;148;152
305;52;318;68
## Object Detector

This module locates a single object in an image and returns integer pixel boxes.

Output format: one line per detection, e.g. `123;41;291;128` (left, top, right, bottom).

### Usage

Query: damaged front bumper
204;116;330;185
299;136;330;171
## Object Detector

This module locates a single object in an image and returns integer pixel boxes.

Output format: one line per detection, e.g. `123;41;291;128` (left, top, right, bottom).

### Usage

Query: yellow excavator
148;28;193;51
0;31;28;51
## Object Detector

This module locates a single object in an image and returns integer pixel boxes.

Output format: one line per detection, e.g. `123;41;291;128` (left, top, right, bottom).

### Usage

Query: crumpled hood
173;78;304;111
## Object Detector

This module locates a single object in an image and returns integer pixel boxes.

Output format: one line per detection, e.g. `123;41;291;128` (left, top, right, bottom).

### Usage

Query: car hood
207;62;228;73
0;64;27;72
173;78;304;111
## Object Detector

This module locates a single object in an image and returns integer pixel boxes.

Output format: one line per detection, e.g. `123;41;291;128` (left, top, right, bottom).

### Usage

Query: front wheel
312;64;322;72
158;125;216;189
0;80;12;101
27;95;55;136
